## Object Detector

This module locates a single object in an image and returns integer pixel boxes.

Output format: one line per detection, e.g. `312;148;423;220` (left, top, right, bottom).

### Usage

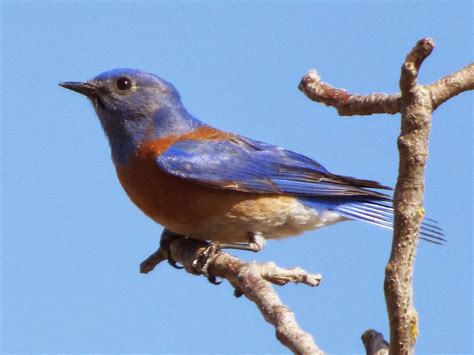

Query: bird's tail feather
319;198;445;244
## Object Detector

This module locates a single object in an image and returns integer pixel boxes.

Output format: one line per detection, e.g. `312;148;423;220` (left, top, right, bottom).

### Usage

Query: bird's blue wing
155;134;446;244
155;135;391;199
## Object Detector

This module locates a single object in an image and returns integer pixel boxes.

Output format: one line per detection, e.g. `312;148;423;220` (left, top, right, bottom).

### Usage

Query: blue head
60;68;203;164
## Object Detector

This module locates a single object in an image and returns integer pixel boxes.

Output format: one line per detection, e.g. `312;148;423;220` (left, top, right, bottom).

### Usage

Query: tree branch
384;38;435;355
298;37;473;354
298;69;401;116
427;62;474;110
141;230;324;355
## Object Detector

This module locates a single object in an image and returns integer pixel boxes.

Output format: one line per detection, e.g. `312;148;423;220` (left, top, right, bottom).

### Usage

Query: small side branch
399;38;434;92
141;230;324;355
427;62;474;110
361;329;389;355
298;69;400;115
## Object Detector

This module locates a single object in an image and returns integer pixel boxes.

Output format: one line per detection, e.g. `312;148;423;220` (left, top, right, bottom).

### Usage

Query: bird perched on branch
60;68;444;252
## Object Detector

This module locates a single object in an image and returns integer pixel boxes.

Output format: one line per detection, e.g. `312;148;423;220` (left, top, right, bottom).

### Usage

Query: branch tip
401;38;435;91
361;329;389;355
298;70;400;116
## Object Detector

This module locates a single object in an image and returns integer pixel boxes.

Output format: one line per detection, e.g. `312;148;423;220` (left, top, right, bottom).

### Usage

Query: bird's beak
59;81;97;97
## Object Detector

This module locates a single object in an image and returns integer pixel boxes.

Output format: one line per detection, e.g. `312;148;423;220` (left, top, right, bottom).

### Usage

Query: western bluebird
59;68;444;251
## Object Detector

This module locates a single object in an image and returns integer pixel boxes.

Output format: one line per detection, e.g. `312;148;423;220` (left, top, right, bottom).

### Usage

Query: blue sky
1;1;472;354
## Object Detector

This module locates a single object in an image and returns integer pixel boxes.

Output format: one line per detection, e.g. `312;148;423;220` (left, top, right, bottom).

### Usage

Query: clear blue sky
1;1;472;354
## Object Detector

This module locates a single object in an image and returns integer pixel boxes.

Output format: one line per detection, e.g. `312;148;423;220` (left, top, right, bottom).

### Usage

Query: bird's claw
167;257;184;269
160;230;185;269
192;243;222;285
206;275;222;285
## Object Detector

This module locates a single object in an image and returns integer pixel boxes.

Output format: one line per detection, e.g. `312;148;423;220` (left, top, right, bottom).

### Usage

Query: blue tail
304;198;445;244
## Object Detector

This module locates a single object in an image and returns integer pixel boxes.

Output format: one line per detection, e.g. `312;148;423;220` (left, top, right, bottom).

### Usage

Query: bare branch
298;69;400;115
298;38;472;353
427;62;474;110
140;246;168;273
361;329;389;355
141;230;324;355
399;38;434;92
383;38;436;355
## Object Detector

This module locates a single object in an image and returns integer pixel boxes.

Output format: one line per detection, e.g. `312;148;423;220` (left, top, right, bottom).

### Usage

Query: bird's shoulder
137;125;234;158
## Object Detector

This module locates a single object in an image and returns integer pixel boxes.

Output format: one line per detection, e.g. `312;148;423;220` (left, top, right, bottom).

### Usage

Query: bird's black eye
115;77;132;91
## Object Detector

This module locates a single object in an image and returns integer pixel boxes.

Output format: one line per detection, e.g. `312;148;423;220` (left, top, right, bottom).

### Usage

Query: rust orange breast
116;155;256;234
115;127;255;235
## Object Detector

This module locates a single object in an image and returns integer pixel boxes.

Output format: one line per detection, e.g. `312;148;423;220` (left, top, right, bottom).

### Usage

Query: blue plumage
156;135;390;198
156;134;444;244
301;198;444;244
60;68;445;246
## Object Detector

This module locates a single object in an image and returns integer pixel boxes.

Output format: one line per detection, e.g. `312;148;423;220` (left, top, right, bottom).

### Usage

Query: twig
298;69;400;115
141;230;324;355
361;329;389;355
427;62;474;110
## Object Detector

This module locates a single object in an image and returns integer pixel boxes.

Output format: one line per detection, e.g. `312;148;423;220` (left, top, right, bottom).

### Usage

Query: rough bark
384;38;435;355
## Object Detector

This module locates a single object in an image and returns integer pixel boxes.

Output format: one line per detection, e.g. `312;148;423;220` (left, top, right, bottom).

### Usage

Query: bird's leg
216;231;267;252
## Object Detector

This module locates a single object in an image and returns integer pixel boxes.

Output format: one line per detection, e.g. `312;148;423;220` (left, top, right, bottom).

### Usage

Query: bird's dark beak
59;81;97;97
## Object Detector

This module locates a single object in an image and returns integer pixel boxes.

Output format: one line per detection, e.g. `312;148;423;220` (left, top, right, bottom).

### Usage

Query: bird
59;68;444;252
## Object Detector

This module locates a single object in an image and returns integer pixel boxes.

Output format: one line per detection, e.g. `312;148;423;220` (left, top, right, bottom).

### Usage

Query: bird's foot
191;232;266;284
160;229;184;269
192;243;222;285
